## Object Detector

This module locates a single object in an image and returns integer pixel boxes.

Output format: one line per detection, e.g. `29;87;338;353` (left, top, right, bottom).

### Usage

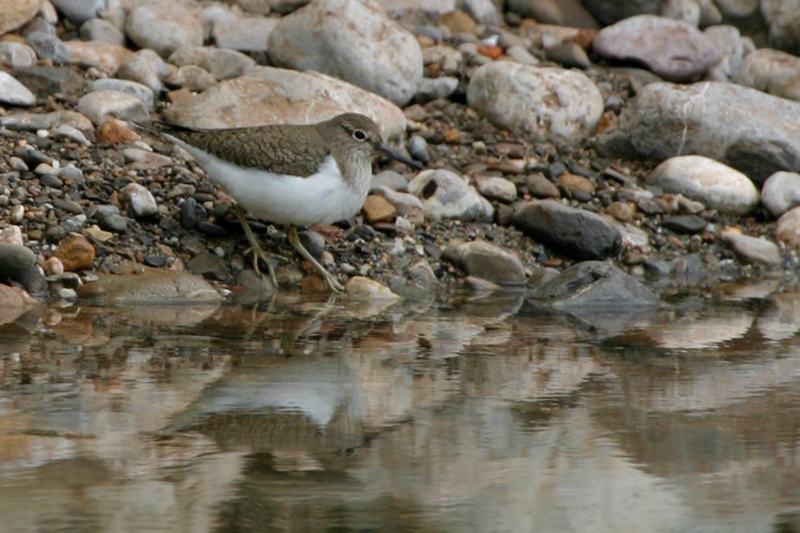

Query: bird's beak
379;144;423;170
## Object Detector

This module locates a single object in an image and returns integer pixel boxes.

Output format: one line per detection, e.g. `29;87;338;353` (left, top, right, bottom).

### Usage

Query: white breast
167;135;371;227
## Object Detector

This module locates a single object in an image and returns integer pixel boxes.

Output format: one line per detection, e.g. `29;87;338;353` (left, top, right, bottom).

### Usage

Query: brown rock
166;87;193;104
0;284;39;326
0;0;40;36
605;201;636;222
526;172;561;199
438;9;477;35
54;233;96;271
64;40;133;75
557;172;595;195
362;194;397;224
97;118;135;144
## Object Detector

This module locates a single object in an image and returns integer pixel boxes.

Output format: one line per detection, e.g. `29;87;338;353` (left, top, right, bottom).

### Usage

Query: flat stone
212;15;279;52
77;90;150;126
25;31;70;64
722;232;782;266
362;194;397;223
13;65;83;98
64;40;133;75
474;175;517;203
88;78;155;109
661;214;707;234
80;18;125;46
344;276;401;300
98;270;223;304
647;155;759;215
0;71;35;106
593;15;719;81
442;240;526;285
512;199;621;260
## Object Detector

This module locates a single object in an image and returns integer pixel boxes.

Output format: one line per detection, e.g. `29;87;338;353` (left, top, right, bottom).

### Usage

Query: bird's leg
234;205;281;287
286;225;345;292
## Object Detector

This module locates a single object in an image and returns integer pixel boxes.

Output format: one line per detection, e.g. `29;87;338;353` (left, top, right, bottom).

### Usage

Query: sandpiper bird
139;113;418;291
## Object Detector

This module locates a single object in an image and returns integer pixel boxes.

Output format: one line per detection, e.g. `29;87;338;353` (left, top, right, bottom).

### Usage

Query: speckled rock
647;155;759;215
408;169;493;222
468;62;603;147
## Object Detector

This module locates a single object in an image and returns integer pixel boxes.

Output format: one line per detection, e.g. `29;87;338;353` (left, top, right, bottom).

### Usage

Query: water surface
1;284;800;532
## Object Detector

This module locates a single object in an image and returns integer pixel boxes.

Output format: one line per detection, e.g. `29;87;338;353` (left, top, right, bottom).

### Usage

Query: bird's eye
352;129;368;141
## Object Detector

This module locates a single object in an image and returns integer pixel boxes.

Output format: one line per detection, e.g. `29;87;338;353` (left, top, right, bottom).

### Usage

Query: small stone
77;90;150;127
762;171;800;218
53;233;96;271
0;71;36;106
442;240;526;285
122;148;173;169
26;31;71;64
91;205;128;233
557;172;595;195
45;256;64;276
164;65;217;92
0;41;37;69
474;176;517;203
96;119;135;144
80;18;125;46
83;224;114;243
125;2;204;58
661;215;708;234
10;205;24;223
344;276;401;300
525;172;561;199
722;231;781;266
121;183;158;218
187;252;230;281
605;201;635;222
362;194;397;223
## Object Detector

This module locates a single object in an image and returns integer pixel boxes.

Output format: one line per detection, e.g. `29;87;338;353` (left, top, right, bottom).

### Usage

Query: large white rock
164;66;408;145
647;155;759;215
596;81;800;184
467;62;603;147
267;0;423;106
408;169;493;222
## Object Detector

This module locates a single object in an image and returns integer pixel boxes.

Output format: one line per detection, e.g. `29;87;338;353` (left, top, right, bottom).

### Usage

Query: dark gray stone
0;243;36;280
442;240;526;285
661;215;707;234
187;252;230;281
512;200;621;260
13;66;84;97
527;260;661;311
25;32;70;64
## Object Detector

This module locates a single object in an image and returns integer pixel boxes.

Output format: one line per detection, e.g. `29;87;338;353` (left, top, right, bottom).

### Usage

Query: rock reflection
1;287;800;532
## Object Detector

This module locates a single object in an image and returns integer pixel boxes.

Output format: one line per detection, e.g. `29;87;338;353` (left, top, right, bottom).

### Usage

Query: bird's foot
286;226;345;292
243;244;284;288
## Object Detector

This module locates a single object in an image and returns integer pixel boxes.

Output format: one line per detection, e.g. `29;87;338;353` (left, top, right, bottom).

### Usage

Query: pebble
165;65;218;92
422;45;463;74
416;77;459;104
406;136;430;164
51;0;102;25
474;176;517;203
14;65;83;98
121;183;159;218
0;71;36;107
83;225;114;243
545;42;591;69
80;18;126;46
54;124;88;144
647;155;759;215
117;49;169;93
267;0;423;106
442;240;526;285
89;78;155;110
374;187;425;224
344;276;401;301
90;205;128;233
777;207;800;252
44;256;64;276
0;0;40;35
64;40;133;75
168;46;256;81
211;15;279;52
722;231;782;266
761;171;800;218
468;62;603;147
661;215;708;234
125;1;204;58
0;42;37;69
597;81;800;184
408;169;493;222
53;233;96;271
513;199;622;260
26;31;71;64
122;148;173;169
362;194;397;224
77;90;150;126
592;15;719;81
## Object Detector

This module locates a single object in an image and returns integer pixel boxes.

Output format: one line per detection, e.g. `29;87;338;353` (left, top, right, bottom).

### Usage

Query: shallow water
2;281;800;533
